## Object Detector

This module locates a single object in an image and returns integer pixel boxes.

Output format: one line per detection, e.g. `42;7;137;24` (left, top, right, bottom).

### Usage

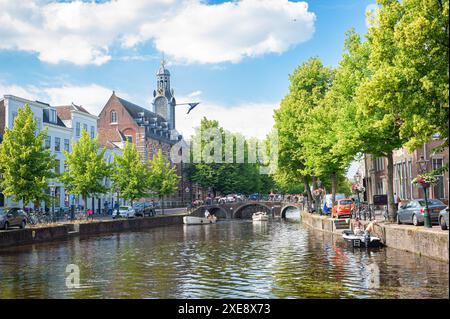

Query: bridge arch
280;205;301;219
190;205;230;219
233;203;273;219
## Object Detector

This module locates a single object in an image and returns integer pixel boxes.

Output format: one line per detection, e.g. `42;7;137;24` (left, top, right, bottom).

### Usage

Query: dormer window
111;110;118;123
49;108;57;124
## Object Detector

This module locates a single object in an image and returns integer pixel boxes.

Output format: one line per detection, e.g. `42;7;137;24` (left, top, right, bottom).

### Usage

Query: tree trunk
387;151;396;222
303;176;313;202
83;195;87;213
303;176;313;212
312;176;321;214
331;171;337;205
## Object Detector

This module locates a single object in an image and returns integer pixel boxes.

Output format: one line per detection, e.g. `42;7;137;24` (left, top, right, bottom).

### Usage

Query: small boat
342;230;383;248
183;215;217;225
252;212;269;221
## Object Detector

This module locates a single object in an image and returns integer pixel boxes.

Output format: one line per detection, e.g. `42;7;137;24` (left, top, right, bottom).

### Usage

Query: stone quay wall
0;215;184;249
300;210;449;262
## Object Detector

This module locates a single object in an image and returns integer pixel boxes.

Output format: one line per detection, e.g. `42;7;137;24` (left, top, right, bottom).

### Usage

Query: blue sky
0;0;373;144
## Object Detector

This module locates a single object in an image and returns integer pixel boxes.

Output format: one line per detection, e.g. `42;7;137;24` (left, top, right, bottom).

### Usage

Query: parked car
133;203;145;217
226;194;237;202
0;207;27;230
112;206;136;219
249;193;260;201
397;199;447;226
439;206;449;230
141;203;156;216
331;198;354;219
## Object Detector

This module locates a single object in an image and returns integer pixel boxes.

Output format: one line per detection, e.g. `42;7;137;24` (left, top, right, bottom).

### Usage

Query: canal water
0;210;448;298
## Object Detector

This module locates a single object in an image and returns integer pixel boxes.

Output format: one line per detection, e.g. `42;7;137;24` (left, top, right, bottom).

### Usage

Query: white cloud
1;82;277;140
0;82;122;116
175;98;277;140
0;0;315;65
188;90;202;98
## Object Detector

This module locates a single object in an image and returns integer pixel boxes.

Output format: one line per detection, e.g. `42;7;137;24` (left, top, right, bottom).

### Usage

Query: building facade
358;140;449;205
0;95;121;211
97;61;191;204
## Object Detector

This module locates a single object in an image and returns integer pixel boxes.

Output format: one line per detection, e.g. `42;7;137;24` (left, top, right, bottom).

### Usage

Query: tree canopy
0;104;57;208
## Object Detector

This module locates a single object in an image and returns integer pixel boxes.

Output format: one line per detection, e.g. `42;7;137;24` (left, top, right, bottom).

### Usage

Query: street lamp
417;156;432;228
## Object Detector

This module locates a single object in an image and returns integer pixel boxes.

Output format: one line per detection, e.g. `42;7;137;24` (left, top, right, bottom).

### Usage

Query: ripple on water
0;219;448;299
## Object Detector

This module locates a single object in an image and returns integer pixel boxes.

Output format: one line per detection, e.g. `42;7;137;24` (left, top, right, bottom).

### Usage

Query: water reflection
0;215;448;299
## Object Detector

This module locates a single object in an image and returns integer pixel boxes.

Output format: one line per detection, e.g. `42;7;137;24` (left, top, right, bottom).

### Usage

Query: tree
274;58;334;212
185;117;271;197
111;141;149;212
60;130;111;212
147;150;179;214
385;0;449;150
309;29;371;204
0;104;57;208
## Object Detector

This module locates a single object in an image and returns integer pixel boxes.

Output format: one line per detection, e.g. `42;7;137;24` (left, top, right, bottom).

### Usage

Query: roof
42;109;66;128
116;96;166;122
115;95;176;144
56;103;92;120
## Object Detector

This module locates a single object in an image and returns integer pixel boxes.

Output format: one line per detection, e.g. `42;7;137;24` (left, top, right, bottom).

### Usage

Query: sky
0;0;374;177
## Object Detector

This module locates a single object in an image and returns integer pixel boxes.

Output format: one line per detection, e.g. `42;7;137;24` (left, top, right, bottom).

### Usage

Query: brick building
358;139;449;205
97;61;192;204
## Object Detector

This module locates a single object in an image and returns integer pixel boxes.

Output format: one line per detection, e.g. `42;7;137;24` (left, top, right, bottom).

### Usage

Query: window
432;158;445;199
64;139;70;152
83;124;88;133
55;159;61;174
90;126;95;138
44;136;51;149
375;157;385;172
111;111;117;123
49;109;57;123
75;122;80;137
55;137;61;152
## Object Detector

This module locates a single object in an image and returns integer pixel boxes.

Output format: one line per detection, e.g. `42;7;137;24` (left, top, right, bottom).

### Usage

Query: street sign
373;194;387;206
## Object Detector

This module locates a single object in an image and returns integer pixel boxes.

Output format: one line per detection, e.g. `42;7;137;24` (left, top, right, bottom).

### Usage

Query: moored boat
342;230;383;248
252;212;269;221
183;215;217;225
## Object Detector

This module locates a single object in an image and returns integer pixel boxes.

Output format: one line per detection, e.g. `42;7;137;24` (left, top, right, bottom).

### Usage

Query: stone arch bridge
189;201;302;219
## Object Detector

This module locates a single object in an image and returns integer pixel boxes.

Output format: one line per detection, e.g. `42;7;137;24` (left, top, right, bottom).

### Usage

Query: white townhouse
0;95;71;209
0;95;122;212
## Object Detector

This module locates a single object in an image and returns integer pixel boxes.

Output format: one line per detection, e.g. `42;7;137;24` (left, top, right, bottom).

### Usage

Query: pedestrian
86;208;94;221
393;193;400;211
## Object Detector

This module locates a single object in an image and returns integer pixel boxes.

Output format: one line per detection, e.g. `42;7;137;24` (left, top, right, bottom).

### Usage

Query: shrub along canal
0;210;448;298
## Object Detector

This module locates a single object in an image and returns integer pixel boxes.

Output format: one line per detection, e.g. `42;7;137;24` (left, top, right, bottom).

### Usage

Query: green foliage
60;130;111;203
147;149;179;199
0;104;57;207
374;0;449;150
185;117;273;196
112;141;150;203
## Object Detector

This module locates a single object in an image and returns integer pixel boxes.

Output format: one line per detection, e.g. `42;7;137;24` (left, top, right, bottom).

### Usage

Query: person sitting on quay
352;217;364;235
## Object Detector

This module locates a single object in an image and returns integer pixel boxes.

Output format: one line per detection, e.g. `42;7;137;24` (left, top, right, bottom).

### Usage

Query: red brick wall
97;94;138;147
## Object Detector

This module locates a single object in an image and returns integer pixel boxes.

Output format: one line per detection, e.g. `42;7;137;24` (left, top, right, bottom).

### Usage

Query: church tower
153;58;176;130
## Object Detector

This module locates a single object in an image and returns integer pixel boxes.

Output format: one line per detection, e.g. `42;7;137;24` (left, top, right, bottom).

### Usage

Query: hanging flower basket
352;183;365;193
412;174;438;189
